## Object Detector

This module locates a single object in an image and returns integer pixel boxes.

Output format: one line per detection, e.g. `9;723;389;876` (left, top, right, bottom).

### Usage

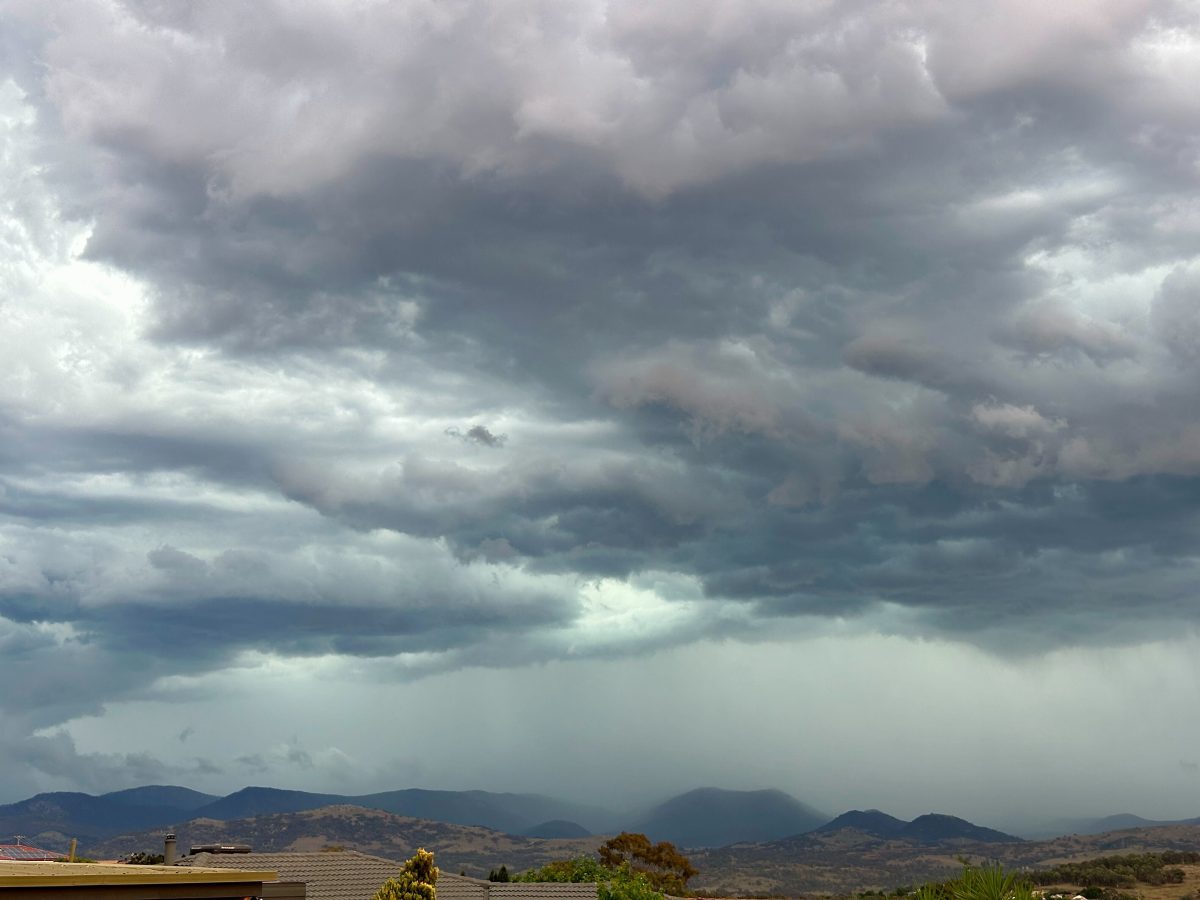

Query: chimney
164;832;177;866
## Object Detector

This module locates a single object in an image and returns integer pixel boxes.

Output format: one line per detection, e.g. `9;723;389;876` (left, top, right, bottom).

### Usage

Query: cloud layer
1;0;1199;812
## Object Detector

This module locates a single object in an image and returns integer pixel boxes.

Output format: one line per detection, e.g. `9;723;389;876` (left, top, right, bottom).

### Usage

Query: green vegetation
897;862;1036;900
121;851;165;864
515;833;697;900
859;854;1200;900
489;865;511;882
598;832;698;896
515;858;664;900
373;848;439;900
1031;853;1200;889
515;857;612;883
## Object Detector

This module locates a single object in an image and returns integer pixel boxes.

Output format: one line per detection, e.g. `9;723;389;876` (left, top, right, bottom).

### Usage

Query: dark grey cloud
1;0;1200;807
446;425;508;448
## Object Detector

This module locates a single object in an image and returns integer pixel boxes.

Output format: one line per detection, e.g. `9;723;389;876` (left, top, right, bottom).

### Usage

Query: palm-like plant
952;863;1036;900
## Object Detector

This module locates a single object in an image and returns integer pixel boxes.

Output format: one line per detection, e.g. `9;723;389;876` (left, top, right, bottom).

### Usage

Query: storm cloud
1;0;1199;819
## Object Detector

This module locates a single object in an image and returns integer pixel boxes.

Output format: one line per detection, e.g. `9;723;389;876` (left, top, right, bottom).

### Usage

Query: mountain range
630;787;828;847
80;805;1200;896
0;785;609;849
0;784;829;850
1;782;1195;855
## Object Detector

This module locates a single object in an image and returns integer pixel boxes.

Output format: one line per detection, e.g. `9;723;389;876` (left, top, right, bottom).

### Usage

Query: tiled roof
0;844;59;862
181;851;406;900
177;852;598;900
436;872;489;900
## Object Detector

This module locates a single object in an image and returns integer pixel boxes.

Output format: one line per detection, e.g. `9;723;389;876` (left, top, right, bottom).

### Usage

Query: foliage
515;858;614;884
374;848;440;900
121;851;165;865
599;867;669;900
515;856;669;900
599;832;698;895
904;862;1033;900
951;862;1036;900
490;866;511;882
1031;853;1200;889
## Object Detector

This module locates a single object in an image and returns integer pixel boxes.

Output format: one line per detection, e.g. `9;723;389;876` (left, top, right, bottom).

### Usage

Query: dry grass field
691;826;1200;896
1039;864;1200;900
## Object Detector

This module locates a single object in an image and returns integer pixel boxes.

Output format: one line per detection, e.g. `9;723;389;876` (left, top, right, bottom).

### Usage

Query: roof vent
190;844;253;854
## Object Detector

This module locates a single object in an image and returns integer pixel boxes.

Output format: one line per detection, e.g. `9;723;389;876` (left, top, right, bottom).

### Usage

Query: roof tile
178;852;598;900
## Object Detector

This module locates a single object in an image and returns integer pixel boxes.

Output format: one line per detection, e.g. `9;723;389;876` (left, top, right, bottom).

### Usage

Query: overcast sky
2;0;1200;829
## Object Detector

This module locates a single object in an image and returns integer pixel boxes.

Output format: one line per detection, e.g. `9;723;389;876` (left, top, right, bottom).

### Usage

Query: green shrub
516;857;666;900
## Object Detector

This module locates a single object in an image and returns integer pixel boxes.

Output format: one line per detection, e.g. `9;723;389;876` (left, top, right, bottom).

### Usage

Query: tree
374;848;439;900
489;866;511;883
515;859;611;884
598;833;697;895
515;856;666;900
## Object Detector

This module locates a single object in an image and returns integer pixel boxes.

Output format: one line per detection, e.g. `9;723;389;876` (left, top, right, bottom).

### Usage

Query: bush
908;862;1033;900
516;857;667;900
373;848;439;900
121;852;165;865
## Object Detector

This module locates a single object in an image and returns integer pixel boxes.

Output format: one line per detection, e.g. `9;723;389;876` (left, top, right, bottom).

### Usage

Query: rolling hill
87;804;602;875
691;823;1200;895
1026;813;1200;838
816;809;908;838
521;820;592;838
900;813;1021;844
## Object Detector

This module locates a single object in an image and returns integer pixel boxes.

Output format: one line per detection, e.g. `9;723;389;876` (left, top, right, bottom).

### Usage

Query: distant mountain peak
901;813;1022;843
817;809;907;838
521;819;591;839
632;787;829;848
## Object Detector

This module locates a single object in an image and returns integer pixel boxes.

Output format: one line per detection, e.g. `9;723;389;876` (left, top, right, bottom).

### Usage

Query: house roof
0;844;59;862
0;860;275;887
178;852;598;900
181;850;418;900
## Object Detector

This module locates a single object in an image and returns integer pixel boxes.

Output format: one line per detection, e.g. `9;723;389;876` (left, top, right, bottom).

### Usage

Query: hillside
816;810;908;839
0;784;614;851
88;804;602;876
522;820;592;838
632;788;829;847
0;790;211;847
815;810;1020;843
690;823;1200;895
1029;813;1200;838
87;805;1200;896
900;813;1021;844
